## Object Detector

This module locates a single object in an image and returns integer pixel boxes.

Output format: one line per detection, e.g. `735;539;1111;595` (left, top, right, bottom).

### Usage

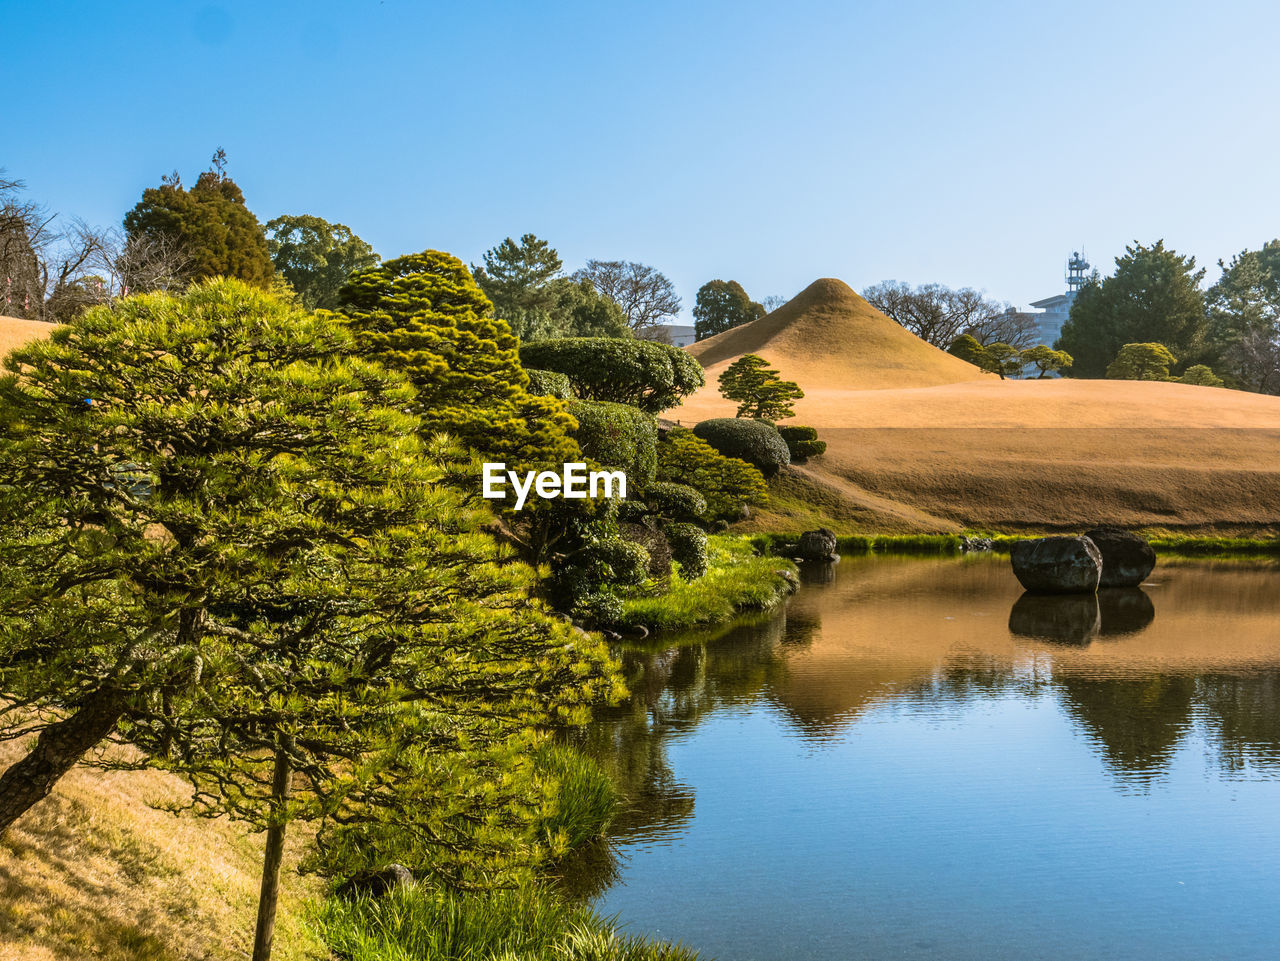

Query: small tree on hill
1020;345;1073;377
124;148;274;287
982;342;1024;379
1106;342;1178;381
1178;364;1224;387
1111;342;1180;381
717;353;804;419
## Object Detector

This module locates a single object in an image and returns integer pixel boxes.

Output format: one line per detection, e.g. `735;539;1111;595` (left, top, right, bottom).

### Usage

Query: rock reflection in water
1008;592;1101;644
1097;587;1156;636
1008;587;1156;644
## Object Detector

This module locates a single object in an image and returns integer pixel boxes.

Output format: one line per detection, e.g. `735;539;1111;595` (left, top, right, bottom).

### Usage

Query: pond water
563;554;1280;961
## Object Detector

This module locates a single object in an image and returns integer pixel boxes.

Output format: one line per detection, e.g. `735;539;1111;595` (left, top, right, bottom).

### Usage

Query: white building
1026;251;1091;345
644;324;696;348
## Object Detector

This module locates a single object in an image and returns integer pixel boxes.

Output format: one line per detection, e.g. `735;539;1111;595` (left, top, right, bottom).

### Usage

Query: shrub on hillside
526;368;573;399
657;428;769;521
550;536;650;626
1178;364;1224;387
568;400;657;486
665;522;709;579
777;424;827;462
641;481;707;522
692;418;790;476
520;337;704;414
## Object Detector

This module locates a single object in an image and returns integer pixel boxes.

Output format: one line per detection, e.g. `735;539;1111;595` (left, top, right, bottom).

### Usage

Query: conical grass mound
686;278;988;390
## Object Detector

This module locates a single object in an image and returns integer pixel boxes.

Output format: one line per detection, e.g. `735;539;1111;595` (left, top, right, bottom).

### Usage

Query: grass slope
0;740;324;961
0;315;54;359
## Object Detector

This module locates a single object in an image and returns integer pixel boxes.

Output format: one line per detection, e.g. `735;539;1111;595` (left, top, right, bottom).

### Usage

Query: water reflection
568;556;1280;913
1008;592;1101;644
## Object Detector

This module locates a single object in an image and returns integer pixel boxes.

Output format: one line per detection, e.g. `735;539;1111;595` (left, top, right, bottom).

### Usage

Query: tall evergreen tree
337;249;578;470
1055;241;1206;377
1205;240;1280;393
123;148;274;288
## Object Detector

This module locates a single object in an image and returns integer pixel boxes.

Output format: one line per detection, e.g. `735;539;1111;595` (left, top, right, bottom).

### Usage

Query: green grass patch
317;883;700;961
617;535;797;634
1147;535;1280;557
751;530;1280;560
533;743;619;854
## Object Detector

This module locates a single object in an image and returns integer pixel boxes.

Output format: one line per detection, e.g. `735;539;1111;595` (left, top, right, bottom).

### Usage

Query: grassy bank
318;884;698;961
748;530;1280;559
617;535;798;634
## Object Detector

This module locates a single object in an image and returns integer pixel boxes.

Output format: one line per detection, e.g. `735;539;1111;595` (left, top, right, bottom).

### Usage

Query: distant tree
1178;364;1224;387
123;148;274;288
760;294;790;313
983;343;1024;380
863;280;1014;349
473;233;563;320
1020;345;1073;378
692;279;765;341
573;259;681;338
548;277;630;339
717;353;804;419
264;214;378;309
337;250;578;470
947;333;989;367
966;307;1039;350
1056;241;1206;378
1106;342;1178;381
520;337;704;414
1205;241;1280;393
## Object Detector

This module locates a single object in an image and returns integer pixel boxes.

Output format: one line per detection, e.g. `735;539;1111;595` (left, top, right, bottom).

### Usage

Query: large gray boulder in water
1085;526;1156;588
796;527;839;562
1009;536;1102;594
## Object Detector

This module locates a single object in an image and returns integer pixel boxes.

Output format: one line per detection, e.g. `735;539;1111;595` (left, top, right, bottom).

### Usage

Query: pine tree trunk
0;688;123;834
251;740;293;961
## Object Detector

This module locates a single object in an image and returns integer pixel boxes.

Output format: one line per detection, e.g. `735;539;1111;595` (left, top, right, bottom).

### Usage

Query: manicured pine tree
717;353;805;419
337;249;578;471
0;279;619;961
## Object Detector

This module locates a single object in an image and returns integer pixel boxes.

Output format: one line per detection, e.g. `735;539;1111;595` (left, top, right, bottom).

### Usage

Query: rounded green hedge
568;400;657;486
777;424;826;461
692;418;790;477
665;522;708;579
642;481;707;521
520;337;704;414
525;368;573;400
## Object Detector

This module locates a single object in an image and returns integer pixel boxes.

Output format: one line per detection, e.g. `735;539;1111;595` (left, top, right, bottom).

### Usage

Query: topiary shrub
619;520;673;579
526;368;573;399
777;424;827;462
642;481;707;522
568;400;657;486
692;418;790;477
657;428;768;521
550;536;650;626
665;522;708;579
520;338;704;414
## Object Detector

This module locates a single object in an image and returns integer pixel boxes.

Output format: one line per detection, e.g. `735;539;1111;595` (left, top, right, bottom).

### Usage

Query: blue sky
5;0;1279;318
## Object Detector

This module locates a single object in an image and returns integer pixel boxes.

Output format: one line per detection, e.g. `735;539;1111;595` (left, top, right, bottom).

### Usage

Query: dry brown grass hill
0;740;323;961
0;315;53;358
676;279;1280;535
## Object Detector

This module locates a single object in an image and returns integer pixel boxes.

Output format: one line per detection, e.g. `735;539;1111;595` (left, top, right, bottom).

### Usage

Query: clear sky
5;0;1279;318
